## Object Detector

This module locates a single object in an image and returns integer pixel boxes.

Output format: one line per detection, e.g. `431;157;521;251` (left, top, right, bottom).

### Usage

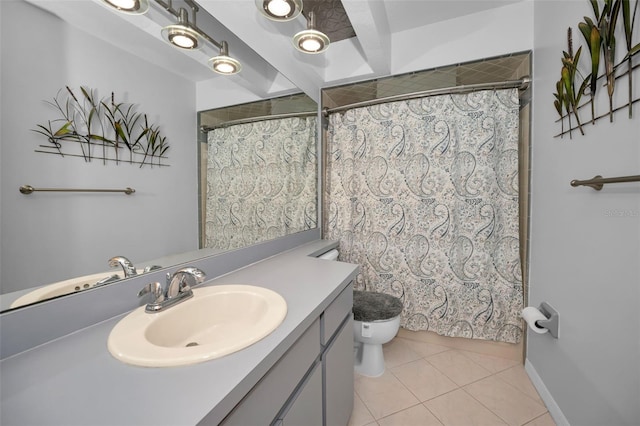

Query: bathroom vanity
0;241;358;425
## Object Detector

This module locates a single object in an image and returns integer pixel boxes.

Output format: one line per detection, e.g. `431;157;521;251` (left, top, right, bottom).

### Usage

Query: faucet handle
175;267;206;285
166;267;206;298
143;265;163;273
138;282;164;303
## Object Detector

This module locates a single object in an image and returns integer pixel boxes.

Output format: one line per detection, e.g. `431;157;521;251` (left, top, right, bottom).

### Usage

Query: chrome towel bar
570;175;640;191
19;185;135;195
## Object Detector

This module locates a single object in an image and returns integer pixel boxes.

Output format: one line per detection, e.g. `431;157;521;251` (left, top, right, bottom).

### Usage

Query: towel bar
570;175;640;190
19;185;135;195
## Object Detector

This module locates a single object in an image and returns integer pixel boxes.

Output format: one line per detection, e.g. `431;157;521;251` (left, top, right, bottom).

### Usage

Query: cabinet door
278;362;323;426
218;320;320;426
324;316;354;426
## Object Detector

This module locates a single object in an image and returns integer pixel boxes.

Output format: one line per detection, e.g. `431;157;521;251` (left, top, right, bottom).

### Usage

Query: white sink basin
10;271;128;308
108;285;287;367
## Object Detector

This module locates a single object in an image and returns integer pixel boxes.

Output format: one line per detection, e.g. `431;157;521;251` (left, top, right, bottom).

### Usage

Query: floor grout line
491;368;549;406
419;400;447;426
523;411;553;426
458;386;514;425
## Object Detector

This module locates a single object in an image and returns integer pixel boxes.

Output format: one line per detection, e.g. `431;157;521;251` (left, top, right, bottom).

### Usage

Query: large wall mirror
199;93;318;251
0;0;318;312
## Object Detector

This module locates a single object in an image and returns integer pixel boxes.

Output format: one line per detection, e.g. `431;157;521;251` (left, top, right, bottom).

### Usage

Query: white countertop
0;241;358;426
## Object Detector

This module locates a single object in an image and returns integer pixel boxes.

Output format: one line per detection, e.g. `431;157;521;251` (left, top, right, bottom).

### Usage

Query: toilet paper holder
536;302;559;338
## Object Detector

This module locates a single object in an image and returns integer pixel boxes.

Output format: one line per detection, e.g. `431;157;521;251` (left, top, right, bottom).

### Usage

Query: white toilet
352;290;402;377
318;249;403;377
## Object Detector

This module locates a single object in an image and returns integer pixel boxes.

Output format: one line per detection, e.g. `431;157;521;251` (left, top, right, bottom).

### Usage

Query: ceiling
27;0;526;104
302;0;356;43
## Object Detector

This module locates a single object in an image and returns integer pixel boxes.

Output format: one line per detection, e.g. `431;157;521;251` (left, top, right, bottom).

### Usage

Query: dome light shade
293;12;329;54
101;0;149;14
209;41;242;75
162;24;200;49
161;8;201;50
256;0;302;21
293;29;329;53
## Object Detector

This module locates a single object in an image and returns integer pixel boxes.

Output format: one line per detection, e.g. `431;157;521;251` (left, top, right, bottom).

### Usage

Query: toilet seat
353;290;403;322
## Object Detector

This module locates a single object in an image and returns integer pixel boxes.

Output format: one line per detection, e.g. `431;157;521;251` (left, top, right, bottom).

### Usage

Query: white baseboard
525;359;570;426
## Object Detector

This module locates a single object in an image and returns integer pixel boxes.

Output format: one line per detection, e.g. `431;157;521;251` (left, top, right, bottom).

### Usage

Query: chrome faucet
138;267;206;313
109;256;138;277
142;265;163;273
94;274;122;288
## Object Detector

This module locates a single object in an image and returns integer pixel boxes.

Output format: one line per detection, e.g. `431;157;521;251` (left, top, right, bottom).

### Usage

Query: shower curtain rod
201;110;317;132
322;76;531;117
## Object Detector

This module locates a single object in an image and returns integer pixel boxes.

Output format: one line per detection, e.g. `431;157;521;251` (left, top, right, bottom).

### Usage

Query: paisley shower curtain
205;116;317;250
325;89;523;343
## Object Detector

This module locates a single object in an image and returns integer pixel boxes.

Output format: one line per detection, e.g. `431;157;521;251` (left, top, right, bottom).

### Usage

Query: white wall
1;0;198;293
529;1;640;425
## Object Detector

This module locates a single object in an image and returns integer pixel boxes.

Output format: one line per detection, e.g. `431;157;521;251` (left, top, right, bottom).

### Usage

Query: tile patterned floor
349;336;556;426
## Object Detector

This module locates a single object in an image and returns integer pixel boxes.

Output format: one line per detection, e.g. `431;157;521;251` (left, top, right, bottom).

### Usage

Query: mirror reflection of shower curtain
205;116;317;250
325;89;524;343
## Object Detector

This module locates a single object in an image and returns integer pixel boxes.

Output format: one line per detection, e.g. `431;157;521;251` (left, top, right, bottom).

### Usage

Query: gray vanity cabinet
324;315;354;426
275;361;323;425
214;282;354;426
217;319;321;426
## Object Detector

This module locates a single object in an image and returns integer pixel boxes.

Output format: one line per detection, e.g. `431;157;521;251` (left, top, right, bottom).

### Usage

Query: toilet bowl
352;290;402;377
317;250;403;377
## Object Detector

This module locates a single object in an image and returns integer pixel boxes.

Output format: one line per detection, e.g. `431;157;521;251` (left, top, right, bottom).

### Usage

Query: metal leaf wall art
555;0;639;138
33;87;169;167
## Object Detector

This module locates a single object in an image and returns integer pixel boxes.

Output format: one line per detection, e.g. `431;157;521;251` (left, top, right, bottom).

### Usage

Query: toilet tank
318;249;339;261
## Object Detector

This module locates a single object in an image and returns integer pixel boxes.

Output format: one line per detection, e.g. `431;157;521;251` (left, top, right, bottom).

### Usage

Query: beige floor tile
382;338;423;368
391;359;458;402
377;403;443;426
460;350;520;374
464;376;548;426
524;413;556;426
402;338;452;358
355;370;421;419
349;392;376;426
495;366;544;405
355;369;404;395
425;388;508;426
425;349;492;386
397;329;523;362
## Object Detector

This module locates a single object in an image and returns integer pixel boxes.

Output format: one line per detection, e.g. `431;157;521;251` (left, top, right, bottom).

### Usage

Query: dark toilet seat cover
353;290;403;322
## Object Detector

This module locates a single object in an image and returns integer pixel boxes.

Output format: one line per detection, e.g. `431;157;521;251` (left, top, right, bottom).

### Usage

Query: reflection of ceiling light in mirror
162;25;200;49
293;12;329;54
101;0;149;14
161;8;201;50
209;41;242;75
256;0;302;21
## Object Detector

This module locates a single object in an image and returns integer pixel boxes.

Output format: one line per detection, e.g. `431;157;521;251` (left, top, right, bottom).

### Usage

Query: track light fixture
209;41;242;75
101;0;149;15
293;12;329;54
103;0;242;75
255;0;302;21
